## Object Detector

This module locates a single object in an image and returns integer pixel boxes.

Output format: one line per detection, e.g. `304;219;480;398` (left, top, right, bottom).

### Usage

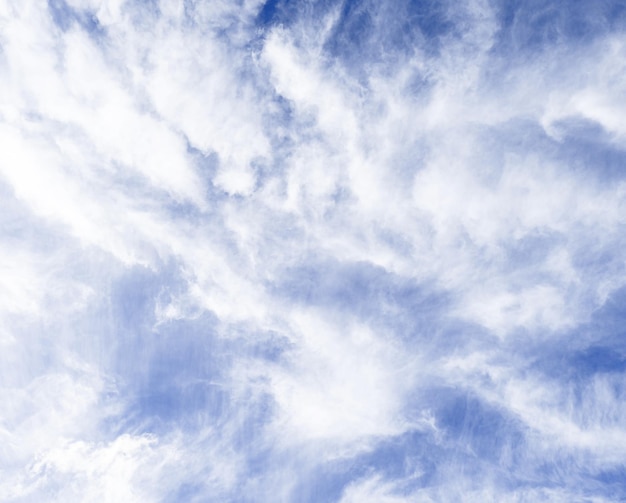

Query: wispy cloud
1;0;626;501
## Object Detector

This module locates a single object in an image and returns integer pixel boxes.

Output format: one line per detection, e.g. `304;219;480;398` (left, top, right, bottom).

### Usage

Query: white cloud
4;431;237;503
1;0;626;501
264;310;417;445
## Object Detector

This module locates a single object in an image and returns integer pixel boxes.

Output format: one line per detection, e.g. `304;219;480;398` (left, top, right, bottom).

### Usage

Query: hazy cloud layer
2;0;626;501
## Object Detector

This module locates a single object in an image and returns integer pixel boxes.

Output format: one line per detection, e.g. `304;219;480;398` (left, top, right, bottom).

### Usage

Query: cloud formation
1;0;626;501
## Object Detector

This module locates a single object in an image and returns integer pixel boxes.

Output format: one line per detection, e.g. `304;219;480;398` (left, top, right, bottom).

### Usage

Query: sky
1;0;626;501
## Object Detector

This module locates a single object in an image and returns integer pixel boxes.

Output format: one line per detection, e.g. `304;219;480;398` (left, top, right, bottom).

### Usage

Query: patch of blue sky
48;0;107;38
571;345;626;376
269;256;450;342
531;461;622;501
557;286;626;363
124;0;161;26
47;0;76;31
324;0;454;59
552;123;626;184
357;430;440;481
103;264;285;445
492;0;626;54
256;0;287;26
503;230;565;267
470;118;626;202
161;482;207;503
256;0;341;28
230;394;275;454
588;285;626;337
117;349;228;430
255;0;451;92
103;265;220;423
434;390;526;462
592;466;626;498
124;327;228;424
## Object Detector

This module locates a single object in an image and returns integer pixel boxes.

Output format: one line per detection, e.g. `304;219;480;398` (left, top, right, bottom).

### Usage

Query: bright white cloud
265;310;416;444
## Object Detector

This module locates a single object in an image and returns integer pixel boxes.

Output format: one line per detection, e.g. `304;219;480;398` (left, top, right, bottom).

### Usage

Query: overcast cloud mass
2;0;626;501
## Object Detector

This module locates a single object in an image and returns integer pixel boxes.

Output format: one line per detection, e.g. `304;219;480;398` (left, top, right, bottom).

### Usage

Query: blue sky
1;0;626;501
